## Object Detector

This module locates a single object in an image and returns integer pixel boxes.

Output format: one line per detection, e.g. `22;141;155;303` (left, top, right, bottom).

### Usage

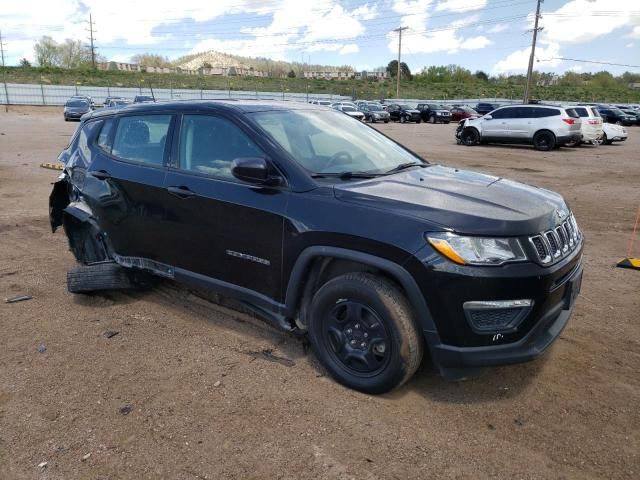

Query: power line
544;57;640;69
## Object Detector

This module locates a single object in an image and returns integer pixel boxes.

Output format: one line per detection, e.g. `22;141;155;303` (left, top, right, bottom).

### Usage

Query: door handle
167;185;196;199
91;169;111;180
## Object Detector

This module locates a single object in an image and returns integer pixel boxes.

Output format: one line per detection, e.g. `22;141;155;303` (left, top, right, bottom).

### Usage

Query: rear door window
111;115;172;166
574;107;588;117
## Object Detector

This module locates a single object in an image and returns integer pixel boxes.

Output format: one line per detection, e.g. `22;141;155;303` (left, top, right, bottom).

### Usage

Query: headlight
427;233;526;266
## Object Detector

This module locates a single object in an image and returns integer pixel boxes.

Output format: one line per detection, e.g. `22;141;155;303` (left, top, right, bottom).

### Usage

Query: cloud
626;43;634;48
492;42;562;74
486;23;509;34
538;0;640;45
339;44;359;55
435;0;487;13
1;0;378;64
386;8;488;55
492;0;640;74
568;65;583;72
461;36;492;50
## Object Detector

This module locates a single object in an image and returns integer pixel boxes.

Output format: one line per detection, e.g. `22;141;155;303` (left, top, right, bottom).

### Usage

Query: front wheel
533;131;556;151
429;115;436;124
308;273;423;394
400;115;406;124
460;127;480;146
416;119;422;124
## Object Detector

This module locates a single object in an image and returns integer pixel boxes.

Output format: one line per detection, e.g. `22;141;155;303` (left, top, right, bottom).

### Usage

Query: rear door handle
167;185;196;199
91;169;111;180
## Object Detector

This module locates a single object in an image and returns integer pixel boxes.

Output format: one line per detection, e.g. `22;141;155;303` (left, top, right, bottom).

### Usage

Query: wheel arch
533;128;557;141
284;246;438;337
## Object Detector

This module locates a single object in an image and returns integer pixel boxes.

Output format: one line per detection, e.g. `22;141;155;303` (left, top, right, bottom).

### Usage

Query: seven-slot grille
529;215;581;265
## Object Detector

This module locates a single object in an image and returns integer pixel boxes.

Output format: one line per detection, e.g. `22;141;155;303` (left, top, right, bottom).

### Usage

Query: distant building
536;75;560;87
303;70;351;80
98;62;272;77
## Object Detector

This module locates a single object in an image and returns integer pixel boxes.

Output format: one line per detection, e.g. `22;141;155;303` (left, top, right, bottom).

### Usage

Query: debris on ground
119;404;133;415
213;380;222;387
36;344;47;353
5;294;33;303
246;349;295;367
38;461;48;469
102;331;119;339
81;453;91;461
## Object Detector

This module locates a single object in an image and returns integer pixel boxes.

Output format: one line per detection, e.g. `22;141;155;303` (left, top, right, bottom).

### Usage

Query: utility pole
392;26;408;98
523;0;543;104
86;14;97;69
0;30;8;112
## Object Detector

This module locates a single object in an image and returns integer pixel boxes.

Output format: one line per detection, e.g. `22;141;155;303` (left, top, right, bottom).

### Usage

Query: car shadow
400;354;548;404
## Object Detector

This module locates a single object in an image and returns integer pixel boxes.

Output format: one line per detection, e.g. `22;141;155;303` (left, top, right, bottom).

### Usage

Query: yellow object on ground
40;162;64;170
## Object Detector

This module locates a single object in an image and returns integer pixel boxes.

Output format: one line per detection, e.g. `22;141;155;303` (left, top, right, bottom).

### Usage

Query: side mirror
231;157;280;186
484;114;493;120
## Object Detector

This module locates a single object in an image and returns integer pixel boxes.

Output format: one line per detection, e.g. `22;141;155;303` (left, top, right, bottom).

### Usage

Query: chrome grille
529;215;582;265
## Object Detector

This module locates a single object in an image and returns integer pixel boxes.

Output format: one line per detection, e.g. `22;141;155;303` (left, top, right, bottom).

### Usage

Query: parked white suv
456;104;583;151
571;106;603;145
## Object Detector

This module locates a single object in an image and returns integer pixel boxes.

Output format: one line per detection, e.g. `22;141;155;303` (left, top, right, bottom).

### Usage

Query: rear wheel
460;127;480;146
533;131;556;151
308;273;423;394
615;120;622;126
416;119;422;124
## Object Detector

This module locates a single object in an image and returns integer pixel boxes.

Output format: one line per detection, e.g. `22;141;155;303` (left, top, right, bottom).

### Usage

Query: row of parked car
455;103;635;151
62;95;155;121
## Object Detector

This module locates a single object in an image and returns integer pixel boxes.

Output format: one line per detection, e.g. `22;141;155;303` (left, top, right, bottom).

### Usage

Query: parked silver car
456;104;583;151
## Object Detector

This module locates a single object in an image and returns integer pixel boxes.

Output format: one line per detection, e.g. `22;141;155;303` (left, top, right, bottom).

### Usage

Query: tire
400;115;406;124
67;262;136;294
460;127;480;146
429;115;436;124
533;130;556;151
416;119;422;124
595;134;605;146
384;120;389;123
444;121;450;124
308;272;423;394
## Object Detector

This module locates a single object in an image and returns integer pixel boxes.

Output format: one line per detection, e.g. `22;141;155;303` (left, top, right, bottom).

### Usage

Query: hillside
174;51;353;76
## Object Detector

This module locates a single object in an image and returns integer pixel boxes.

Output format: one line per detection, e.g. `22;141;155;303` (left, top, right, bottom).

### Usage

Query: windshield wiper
384;162;428;174
311;171;382;180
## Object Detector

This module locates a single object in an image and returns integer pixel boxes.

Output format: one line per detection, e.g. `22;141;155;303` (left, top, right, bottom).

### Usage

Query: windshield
342;106;356;112
250;109;426;175
462;107;477;113
66;100;88;107
368;105;383;111
399;104;415;110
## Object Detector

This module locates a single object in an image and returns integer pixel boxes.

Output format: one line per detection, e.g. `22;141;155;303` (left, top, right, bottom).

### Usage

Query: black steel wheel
308;272;423;394
460;127;480;146
533;130;556;151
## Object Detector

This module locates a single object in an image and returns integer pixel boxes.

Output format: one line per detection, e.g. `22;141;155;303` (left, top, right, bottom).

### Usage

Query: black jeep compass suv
50;100;583;394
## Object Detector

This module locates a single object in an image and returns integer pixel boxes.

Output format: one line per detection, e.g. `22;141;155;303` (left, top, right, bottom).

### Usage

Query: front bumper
426;262;582;370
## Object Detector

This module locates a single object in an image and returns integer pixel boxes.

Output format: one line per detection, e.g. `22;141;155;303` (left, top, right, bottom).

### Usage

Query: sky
1;0;639;75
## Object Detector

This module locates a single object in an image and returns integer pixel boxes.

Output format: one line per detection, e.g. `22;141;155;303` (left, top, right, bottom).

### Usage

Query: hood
65;106;90;113
402;109;420;114
333;165;568;236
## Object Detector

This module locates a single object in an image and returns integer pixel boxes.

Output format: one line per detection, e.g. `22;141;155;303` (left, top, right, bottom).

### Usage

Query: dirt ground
1;105;638;480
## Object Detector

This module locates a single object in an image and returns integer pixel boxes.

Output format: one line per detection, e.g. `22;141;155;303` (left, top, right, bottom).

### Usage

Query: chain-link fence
0;83;352;106
0;82;608;108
